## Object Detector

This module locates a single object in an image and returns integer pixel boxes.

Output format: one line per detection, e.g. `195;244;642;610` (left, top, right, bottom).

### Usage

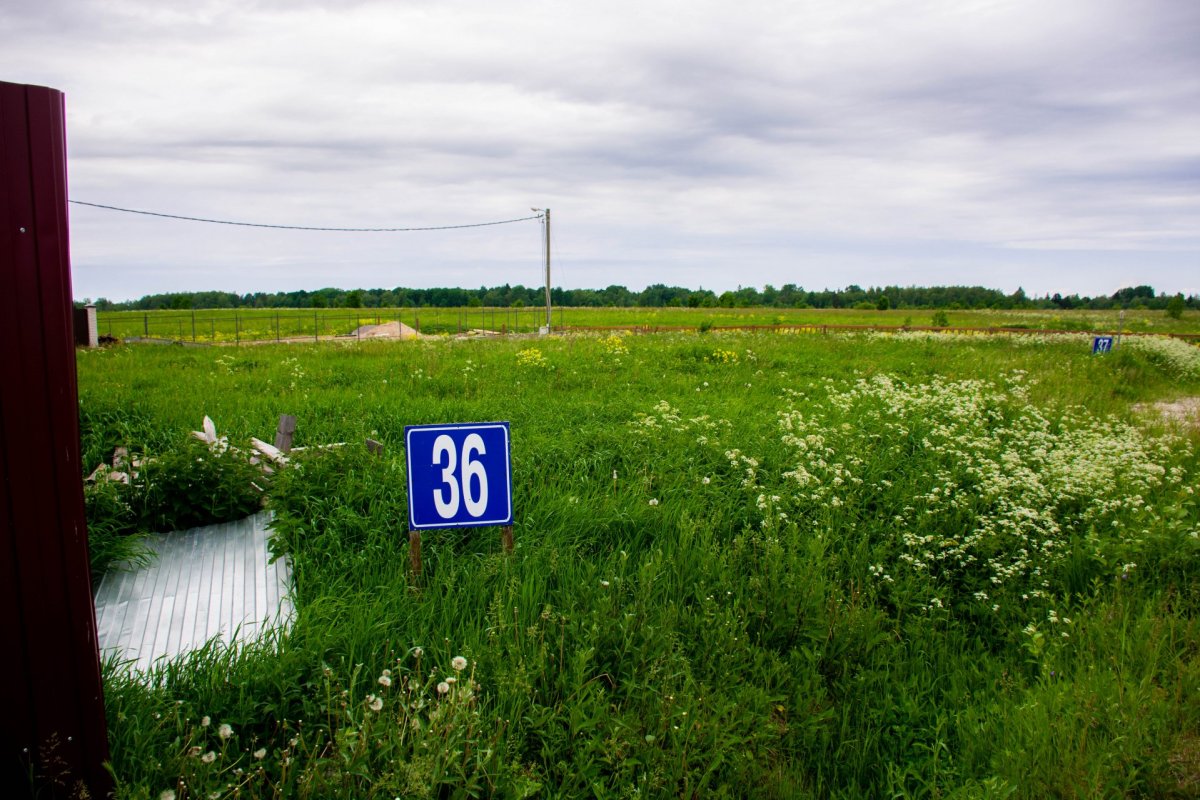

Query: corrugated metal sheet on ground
93;512;293;673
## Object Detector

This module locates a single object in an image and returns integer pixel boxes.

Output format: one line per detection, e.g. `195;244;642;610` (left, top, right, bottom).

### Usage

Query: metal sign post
404;422;514;575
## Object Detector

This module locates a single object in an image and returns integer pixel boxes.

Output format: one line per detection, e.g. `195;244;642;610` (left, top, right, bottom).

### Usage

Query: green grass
76;330;1200;798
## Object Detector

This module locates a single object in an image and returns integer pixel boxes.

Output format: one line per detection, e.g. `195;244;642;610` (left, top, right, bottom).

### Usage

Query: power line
68;200;542;232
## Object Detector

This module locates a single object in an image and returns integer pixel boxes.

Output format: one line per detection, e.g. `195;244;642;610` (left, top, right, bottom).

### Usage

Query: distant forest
83;284;1197;312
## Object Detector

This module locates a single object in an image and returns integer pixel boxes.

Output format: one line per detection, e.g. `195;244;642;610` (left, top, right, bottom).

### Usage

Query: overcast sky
4;0;1198;302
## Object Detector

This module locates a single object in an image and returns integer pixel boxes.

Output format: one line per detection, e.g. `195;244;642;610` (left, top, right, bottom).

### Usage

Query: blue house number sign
405;422;513;530
1092;336;1114;354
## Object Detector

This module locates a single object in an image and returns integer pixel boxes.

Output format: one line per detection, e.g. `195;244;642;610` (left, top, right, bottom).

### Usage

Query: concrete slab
93;512;293;673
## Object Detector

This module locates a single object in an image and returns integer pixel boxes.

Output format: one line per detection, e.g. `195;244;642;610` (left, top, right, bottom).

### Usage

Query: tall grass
78;331;1200;798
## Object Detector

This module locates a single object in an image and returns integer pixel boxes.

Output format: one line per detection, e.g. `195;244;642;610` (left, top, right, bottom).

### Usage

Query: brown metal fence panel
0;80;110;796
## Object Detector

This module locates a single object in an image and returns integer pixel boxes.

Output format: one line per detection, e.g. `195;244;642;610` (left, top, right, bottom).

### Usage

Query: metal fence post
0;78;111;796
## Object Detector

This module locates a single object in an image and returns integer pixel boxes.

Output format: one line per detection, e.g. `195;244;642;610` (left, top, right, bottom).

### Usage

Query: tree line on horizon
81;283;1196;314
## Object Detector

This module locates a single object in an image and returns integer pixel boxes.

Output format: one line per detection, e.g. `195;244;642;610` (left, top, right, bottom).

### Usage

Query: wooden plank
274;414;297;452
409;530;422;576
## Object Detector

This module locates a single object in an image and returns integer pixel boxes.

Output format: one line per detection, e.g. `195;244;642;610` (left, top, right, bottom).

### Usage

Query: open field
76;330;1200;798
93;306;1200;344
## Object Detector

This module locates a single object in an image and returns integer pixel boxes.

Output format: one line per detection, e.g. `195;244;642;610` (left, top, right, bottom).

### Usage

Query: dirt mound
348;321;421;339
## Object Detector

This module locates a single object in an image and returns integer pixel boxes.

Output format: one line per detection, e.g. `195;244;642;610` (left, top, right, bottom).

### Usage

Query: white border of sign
404;422;513;530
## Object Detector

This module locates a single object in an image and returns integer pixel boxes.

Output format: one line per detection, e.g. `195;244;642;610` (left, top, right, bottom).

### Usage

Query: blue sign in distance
405;422;513;530
1092;336;1114;354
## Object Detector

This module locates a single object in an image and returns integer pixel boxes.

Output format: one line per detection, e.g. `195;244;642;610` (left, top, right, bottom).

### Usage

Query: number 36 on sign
404;422;513;530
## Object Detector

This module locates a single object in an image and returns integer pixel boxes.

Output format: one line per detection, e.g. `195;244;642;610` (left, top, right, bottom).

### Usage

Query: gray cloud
3;0;1197;300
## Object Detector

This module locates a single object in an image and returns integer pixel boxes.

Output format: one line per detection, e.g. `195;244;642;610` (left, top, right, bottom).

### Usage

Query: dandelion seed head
451;656;468;672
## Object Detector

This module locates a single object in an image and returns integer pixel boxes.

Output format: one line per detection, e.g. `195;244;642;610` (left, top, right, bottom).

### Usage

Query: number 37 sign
404;422;513;530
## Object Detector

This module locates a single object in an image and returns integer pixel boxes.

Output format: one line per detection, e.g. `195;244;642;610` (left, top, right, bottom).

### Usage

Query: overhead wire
68;200;542;232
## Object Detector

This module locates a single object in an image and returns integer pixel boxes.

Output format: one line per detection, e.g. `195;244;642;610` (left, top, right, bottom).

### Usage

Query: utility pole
543;208;552;333
530;208;552;333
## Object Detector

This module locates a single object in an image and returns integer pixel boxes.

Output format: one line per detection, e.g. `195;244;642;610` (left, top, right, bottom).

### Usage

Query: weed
77;330;1200;797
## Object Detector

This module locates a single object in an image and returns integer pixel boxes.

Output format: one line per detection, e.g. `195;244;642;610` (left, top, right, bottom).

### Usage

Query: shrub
85;436;267;576
134;438;266;533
